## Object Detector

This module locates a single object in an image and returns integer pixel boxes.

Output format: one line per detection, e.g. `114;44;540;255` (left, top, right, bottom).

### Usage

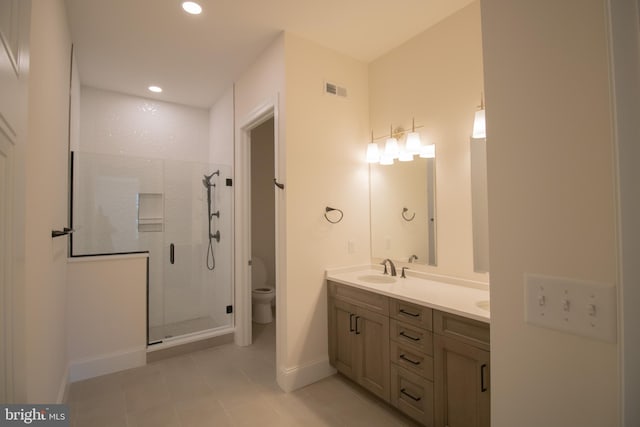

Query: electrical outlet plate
524;274;617;343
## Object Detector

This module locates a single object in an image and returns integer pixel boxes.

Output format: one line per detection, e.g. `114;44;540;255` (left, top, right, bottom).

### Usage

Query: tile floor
68;322;420;427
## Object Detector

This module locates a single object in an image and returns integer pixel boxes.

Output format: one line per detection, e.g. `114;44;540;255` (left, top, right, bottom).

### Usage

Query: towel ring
324;206;344;224
402;207;416;222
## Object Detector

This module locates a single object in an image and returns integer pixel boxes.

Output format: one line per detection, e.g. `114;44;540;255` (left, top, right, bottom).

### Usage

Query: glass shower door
152;160;233;342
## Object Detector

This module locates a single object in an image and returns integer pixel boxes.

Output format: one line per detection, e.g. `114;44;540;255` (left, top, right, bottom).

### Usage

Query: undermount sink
475;300;490;311
357;274;397;284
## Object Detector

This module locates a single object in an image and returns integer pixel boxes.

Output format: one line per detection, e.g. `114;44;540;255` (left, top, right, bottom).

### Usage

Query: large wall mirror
370;157;437;266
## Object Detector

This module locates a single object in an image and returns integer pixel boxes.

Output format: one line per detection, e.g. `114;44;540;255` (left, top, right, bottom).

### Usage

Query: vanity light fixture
383;125;400;160
182;1;203;15
148;85;163;93
404;118;422;155
366;120;431;165
472;93;487;139
366;131;381;163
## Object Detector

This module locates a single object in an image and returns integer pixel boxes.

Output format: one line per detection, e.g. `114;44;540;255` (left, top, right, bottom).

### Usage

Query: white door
0;0;30;403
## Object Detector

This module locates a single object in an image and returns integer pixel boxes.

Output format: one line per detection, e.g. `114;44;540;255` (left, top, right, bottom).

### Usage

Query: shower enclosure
71;152;233;345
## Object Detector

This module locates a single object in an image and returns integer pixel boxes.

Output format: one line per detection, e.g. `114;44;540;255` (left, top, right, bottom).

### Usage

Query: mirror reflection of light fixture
472;93;486;139
419;143;435;158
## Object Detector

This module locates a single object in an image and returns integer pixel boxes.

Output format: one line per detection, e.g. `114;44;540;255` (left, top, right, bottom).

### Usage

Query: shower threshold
149;316;222;343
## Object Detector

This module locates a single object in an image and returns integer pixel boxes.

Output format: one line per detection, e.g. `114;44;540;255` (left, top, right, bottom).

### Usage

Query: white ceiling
65;0;475;108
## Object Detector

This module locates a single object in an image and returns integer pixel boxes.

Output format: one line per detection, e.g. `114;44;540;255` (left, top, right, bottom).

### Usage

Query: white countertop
326;265;490;323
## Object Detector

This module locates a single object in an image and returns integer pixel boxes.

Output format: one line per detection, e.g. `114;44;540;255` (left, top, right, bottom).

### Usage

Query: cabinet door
328;298;357;379
434;335;490;427
355;307;390;402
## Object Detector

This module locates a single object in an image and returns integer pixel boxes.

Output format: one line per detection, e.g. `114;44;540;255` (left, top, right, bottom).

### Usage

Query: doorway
249;118;276;349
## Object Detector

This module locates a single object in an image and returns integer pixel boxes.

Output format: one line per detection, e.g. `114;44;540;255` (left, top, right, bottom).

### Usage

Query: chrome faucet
381;259;397;277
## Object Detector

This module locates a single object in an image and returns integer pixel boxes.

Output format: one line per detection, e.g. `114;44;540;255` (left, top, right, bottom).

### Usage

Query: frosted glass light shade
379;153;394;165
384;137;400;159
419;144;435;159
405;131;422;154
472;109;486;139
366;143;380;163
398;147;413;162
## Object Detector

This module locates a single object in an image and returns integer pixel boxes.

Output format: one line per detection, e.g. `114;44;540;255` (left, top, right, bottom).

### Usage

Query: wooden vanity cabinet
328;282;390;401
327;280;490;427
389;299;435;426
433;311;490;427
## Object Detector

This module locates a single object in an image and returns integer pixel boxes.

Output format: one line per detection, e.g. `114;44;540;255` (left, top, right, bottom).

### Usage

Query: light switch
524;274;616;342
538;295;546;306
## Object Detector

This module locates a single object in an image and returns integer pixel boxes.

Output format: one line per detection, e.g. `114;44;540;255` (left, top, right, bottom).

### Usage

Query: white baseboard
69;347;146;383
277;357;336;392
57;365;70;403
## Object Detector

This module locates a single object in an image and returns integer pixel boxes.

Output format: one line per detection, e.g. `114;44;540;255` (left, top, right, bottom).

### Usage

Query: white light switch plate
524;274;617;343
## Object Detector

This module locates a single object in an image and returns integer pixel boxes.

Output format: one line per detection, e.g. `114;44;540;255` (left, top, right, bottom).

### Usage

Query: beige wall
368;2;486;281
209;86;234;167
23;0;72;403
481;0;619;425
283;33;370;374
67;256;147;381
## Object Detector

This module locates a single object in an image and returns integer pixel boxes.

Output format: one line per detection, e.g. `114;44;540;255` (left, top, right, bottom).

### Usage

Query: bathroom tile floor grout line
68;321;420;426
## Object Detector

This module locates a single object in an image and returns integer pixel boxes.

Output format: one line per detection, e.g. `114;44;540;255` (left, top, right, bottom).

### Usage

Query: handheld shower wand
203;170;220;270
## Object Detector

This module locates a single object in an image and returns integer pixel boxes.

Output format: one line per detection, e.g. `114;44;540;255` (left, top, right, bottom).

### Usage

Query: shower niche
70;152;233;345
137;193;164;232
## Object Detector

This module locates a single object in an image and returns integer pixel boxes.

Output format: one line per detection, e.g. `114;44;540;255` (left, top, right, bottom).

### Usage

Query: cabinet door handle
349;313;355;333
399;354;421;365
481;363;488;392
170;243;175;264
399;308;420;318
355;316;361;335
399;331;420;341
400;388;421;402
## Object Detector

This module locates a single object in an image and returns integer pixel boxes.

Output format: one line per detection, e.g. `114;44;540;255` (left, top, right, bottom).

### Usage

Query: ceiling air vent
324;81;347;98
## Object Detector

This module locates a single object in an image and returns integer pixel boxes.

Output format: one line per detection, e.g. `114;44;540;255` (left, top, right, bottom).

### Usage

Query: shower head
202;170;220;188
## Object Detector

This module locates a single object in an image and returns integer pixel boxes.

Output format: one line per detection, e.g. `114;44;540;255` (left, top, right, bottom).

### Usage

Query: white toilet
251;256;275;324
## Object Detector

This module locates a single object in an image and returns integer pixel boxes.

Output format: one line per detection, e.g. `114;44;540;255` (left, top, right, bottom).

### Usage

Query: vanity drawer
390;299;432;330
391;364;434;427
433;310;490;351
390;319;433;354
328;281;389;316
391;341;433;380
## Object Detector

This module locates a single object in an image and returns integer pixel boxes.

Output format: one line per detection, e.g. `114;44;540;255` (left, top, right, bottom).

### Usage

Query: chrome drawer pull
399;308;420;317
400;388;421;402
399;331;420;341
399;354;421;365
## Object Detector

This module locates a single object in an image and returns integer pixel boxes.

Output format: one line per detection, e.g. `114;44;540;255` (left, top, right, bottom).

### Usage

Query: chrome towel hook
324;206;344;224
402;207;416;222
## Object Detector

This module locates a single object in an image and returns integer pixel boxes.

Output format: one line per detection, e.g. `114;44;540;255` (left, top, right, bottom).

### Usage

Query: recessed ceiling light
148;85;163;93
182;1;202;15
